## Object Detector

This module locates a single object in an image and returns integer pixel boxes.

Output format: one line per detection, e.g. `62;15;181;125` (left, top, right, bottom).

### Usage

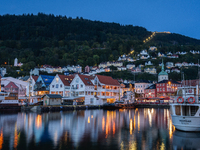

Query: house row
144;80;181;98
30;65;82;76
24;74;123;105
118;54;135;62
98;61;123;68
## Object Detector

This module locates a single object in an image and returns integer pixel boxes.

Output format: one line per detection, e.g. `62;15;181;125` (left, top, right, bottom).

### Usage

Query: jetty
21;105;103;112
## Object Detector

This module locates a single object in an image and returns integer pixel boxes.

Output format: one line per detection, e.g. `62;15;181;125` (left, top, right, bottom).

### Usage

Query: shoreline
0;103;170;112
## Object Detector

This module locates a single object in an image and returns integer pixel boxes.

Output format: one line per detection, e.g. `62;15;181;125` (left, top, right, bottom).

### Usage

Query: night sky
1;0;200;39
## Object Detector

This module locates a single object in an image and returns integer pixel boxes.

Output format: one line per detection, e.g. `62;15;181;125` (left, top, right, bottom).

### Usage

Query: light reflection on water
0;108;199;150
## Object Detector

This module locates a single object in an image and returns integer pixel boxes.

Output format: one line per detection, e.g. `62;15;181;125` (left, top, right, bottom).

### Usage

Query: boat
121;100;135;109
170;85;200;131
0;92;19;106
103;100;135;109
103;101;124;110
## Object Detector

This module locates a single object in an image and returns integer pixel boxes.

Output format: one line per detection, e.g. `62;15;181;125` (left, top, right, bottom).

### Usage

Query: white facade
49;74;71;97
134;82;152;94
14;58;18;66
1;77;29;97
145;61;153;66
70;74;98;105
126;64;135;69
93;75;121;104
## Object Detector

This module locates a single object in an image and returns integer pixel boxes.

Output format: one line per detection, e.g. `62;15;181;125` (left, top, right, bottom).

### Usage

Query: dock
135;103;170;108
21;105;103;112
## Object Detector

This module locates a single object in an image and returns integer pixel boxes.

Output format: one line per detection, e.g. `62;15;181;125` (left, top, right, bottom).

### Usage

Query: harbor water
0;108;199;150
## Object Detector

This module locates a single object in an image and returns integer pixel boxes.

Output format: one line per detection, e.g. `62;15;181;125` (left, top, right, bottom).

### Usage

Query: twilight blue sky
1;0;200;39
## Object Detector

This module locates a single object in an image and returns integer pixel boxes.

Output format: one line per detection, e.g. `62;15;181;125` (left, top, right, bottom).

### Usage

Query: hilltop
0;13;200;68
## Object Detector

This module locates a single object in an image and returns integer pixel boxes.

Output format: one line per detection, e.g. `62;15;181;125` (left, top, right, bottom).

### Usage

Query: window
90;98;94;104
81;84;83;88
91;92;93;95
60;84;62;88
163;88;165;91
160;88;162;91
52;85;54;88
175;106;181;115
56;84;58;88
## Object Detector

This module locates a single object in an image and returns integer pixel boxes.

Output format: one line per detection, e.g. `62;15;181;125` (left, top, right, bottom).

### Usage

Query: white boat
0;92;19;106
170;85;200;131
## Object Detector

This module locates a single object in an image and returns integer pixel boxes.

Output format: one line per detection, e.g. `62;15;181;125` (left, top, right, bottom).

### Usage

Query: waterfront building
50;74;74;97
42;94;62;106
34;75;54;96
1;77;28;97
134;80;152;97
93;75;121;104
69;74;96;105
144;84;156;98
156;80;181;97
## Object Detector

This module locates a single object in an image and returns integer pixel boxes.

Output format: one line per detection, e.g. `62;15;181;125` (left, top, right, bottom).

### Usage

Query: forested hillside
0;13;200;69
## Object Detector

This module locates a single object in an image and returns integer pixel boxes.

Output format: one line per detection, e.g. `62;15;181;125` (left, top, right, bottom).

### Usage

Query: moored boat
0;92;19;106
170;85;200;131
103;101;124;110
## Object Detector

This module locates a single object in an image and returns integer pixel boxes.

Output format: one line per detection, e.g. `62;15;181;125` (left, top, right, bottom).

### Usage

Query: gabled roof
145;84;156;89
4;82;18;89
58;75;74;86
32;76;39;82
78;74;94;86
40;75;55;86
96;75;120;86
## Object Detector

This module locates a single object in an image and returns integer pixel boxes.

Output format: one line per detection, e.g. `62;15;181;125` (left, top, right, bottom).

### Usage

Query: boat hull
171;115;200;131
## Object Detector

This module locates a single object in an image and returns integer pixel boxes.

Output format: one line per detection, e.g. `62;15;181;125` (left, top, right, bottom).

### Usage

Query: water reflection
172;130;200;150
0;108;197;150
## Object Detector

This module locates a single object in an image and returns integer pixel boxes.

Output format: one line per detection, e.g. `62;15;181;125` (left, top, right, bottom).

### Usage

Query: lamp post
168;81;171;98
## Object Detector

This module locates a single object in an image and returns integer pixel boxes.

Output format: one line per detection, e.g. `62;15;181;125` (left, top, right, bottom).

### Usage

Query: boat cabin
171;104;199;116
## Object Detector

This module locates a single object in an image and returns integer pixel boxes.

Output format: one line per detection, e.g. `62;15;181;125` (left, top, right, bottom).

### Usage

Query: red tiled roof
32;76;39;82
78;74;94;86
5;82;18;89
58;75;74;86
96;75;120;86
